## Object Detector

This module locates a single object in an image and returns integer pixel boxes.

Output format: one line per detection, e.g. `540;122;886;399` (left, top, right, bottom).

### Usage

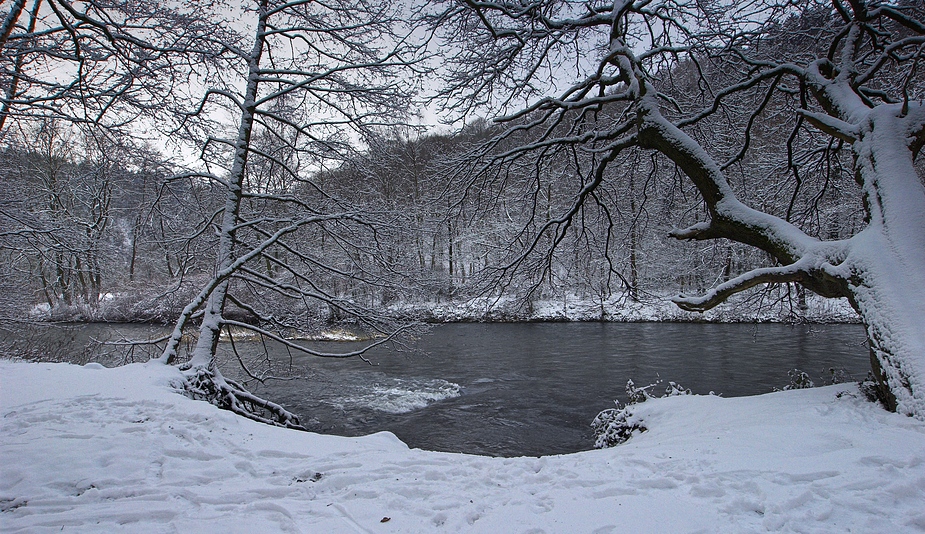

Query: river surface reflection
2;321;870;456
240;322;869;457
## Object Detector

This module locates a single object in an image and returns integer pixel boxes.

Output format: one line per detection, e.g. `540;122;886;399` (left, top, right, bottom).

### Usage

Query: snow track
2;360;924;532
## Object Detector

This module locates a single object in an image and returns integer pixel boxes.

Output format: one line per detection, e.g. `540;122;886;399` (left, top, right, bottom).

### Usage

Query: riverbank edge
23;291;860;327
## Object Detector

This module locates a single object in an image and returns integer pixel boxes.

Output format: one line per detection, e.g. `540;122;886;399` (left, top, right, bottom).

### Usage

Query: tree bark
186;0;268;370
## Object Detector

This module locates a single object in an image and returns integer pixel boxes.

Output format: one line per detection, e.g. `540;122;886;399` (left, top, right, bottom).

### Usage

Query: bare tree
2;0;426;426
145;0;425;427
432;0;925;416
1;0;232;318
0;120;126;313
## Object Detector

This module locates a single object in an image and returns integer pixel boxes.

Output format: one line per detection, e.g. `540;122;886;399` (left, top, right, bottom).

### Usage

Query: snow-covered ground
2;359;923;533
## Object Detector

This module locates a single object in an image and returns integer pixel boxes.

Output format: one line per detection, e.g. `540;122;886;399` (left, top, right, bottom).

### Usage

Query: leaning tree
2;0;425;426
152;0;428;426
432;0;925;416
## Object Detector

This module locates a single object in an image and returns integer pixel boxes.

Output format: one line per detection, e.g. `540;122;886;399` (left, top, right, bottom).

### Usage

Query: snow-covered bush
591;405;645;449
592;378;692;448
623;378;692;403
782;369;815;390
824;367;852;385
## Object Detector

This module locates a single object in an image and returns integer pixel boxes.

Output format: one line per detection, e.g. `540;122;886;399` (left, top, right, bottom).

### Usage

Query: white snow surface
2;360;924;533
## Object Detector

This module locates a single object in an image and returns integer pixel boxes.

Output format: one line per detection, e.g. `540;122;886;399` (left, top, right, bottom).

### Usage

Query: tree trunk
847;238;925;414
641;81;925;417
186;1;267;370
839;107;925;416
628;171;639;301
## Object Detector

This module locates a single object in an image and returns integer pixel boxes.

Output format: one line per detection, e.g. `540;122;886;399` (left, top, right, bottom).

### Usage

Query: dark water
2;322;870;457
237;322;870;457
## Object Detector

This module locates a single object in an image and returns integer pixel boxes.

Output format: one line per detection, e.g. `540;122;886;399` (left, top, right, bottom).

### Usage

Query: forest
1;0;924;419
0;113;858;325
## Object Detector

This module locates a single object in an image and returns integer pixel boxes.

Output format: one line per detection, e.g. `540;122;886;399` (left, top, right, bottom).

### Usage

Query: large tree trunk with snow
850;232;925;414
433;0;925;418
157;1;304;429
645;96;925;417
185;1;265;371
836;106;925;415
144;0;421;429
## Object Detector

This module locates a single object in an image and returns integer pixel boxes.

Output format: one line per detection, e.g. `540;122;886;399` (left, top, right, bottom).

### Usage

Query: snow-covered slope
1;360;923;533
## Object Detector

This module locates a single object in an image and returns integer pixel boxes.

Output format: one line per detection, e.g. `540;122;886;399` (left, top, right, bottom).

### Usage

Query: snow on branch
667;222;718;241
157;214;345;364
672;260;810;312
798;110;859;143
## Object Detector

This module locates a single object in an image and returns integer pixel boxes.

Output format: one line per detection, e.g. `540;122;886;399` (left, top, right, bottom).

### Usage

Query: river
2;322;870;457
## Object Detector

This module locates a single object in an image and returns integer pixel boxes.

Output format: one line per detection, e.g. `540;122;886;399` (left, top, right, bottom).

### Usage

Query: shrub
782;368;815;390
591;378;692;448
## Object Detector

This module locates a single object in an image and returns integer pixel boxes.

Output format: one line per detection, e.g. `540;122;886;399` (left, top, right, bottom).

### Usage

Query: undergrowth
591;378;692;449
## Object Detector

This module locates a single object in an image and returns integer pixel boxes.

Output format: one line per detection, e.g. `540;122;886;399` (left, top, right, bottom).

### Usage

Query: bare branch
673;261;809;312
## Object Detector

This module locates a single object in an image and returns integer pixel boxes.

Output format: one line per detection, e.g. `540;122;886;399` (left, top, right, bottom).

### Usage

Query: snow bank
2;360;924;533
396;290;859;324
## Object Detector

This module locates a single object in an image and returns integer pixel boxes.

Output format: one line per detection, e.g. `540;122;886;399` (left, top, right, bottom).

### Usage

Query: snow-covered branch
797;110;859;143
673;262;809;312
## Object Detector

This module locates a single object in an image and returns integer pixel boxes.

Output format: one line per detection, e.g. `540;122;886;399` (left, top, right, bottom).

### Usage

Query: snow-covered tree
146;0;424;426
432;0;925;416
2;0;426;426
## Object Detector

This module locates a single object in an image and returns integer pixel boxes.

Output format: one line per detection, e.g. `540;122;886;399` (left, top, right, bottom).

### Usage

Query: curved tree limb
673;261;809;312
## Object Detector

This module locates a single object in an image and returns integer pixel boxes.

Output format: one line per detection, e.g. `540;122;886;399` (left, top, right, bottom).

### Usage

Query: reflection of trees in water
0;323;172;366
